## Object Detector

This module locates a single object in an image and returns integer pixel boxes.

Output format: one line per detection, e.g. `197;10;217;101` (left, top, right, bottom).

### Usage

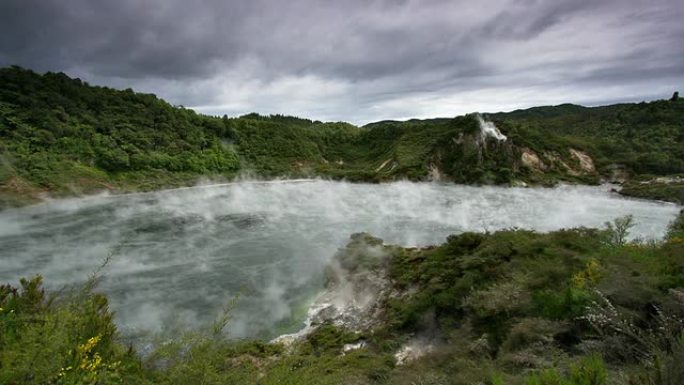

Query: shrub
604;215;634;246
567;355;607;385
533;287;594;320
665;211;684;242
582;290;684;364
501;318;564;353
524;368;564;385
465;280;531;318
630;334;684;385
0;276;141;385
523;355;607;385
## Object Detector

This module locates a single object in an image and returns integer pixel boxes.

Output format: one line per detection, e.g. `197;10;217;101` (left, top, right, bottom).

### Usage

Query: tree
604;215;634;246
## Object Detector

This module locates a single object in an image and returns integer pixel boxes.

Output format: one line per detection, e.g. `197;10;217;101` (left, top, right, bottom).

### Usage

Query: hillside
1;66;683;208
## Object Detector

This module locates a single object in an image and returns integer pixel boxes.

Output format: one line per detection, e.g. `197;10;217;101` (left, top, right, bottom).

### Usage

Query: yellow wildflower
78;335;101;354
572;259;602;289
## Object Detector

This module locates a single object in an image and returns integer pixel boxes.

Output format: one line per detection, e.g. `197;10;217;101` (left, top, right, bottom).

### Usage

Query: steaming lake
0;180;680;340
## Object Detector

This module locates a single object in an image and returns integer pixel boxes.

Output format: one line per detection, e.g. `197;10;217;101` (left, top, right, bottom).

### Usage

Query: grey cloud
1;0;683;123
0;0;250;79
477;0;594;40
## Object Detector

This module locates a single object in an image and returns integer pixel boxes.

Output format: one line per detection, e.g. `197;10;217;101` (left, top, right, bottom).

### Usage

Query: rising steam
477;114;507;141
0;180;678;342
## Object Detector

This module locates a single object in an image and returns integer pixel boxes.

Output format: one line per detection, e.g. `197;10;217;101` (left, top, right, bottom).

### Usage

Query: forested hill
1;66;683;207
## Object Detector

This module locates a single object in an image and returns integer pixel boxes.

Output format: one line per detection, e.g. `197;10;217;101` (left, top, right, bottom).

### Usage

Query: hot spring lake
0;180;680;341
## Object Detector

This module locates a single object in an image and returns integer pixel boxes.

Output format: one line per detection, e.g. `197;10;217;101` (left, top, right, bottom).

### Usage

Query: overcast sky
1;0;682;124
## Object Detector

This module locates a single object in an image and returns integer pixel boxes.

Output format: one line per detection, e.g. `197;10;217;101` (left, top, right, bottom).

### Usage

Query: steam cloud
477;114;507;141
0;180;679;341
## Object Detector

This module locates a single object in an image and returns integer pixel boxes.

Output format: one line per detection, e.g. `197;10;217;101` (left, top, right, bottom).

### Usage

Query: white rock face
569;149;596;173
521;148;545;171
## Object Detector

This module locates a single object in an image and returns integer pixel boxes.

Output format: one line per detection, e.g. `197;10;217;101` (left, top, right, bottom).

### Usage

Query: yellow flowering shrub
571;259;602;289
55;333;122;384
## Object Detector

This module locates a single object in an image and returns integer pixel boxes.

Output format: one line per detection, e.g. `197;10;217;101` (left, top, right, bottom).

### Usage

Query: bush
630;334;684;385
523;355;607;385
0;276;143;385
666;211;684;242
533;287;594;320
525;368;565;385
465;280;531;318
501;318;564;353
604;215;634;246
567;355;607;385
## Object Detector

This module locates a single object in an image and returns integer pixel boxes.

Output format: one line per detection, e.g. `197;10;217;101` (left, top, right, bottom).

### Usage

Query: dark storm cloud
474;0;607;43
0;0;251;78
1;0;683;123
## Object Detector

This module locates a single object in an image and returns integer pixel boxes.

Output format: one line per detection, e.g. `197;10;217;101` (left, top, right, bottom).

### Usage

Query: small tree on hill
604;215;634;246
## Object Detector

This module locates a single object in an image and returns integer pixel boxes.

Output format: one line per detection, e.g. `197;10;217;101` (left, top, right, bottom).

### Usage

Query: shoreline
3;176;680;213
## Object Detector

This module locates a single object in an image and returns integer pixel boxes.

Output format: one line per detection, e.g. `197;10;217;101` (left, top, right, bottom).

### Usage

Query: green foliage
1;65;683;382
492;101;684;177
1;66;683;207
0;276;145;385
0;67;239;197
604;215;635;246
491;373;506;385
630;335;684;385
665;211;684;241
385;229;603;337
331;232;389;274
619;181;684;205
523;355;607;385
525;368;566;385
501;317;564;353
2;221;684;384
532;287;594;320
567;355;608;385
300;323;364;355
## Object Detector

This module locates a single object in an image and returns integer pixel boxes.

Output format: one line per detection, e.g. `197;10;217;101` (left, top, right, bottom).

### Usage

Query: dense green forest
2;213;683;384
1;66;683;208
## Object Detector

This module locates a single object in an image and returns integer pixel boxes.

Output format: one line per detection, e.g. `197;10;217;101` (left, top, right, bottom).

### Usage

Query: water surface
0;181;679;339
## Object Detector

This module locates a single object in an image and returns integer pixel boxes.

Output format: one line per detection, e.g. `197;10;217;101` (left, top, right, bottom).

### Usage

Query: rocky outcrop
519;147;596;178
428;163;443;181
274;233;444;365
521;148;546;171
274;233;398;346
604;164;629;184
544;152;578;175
569;149;595;173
